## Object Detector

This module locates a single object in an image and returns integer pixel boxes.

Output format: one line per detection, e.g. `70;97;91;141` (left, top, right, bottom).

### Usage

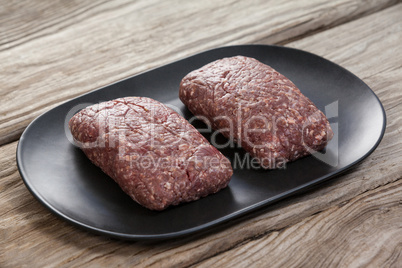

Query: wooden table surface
1;0;402;267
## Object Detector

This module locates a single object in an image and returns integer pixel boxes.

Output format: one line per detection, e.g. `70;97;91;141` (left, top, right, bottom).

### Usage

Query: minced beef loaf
179;56;333;168
69;97;233;210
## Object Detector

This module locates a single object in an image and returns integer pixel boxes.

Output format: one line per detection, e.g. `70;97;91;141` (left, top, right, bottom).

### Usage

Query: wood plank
0;0;129;51
196;179;402;268
1;4;402;267
0;0;399;145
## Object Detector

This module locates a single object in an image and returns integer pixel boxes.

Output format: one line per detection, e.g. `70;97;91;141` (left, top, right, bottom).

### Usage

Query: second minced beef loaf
179;56;333;168
69;97;233;210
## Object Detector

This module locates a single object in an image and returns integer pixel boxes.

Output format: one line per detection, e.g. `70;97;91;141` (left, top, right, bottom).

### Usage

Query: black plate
17;45;386;240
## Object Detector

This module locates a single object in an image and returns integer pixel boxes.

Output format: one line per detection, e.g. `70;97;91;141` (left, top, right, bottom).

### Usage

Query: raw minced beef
179;56;333;168
69;97;233;210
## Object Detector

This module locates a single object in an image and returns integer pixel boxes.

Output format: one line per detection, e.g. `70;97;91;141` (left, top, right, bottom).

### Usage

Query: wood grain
197;179;402;268
1;3;402;267
0;0;399;145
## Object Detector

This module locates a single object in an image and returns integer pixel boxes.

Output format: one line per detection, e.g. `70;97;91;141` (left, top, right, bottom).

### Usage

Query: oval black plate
17;45;386;240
